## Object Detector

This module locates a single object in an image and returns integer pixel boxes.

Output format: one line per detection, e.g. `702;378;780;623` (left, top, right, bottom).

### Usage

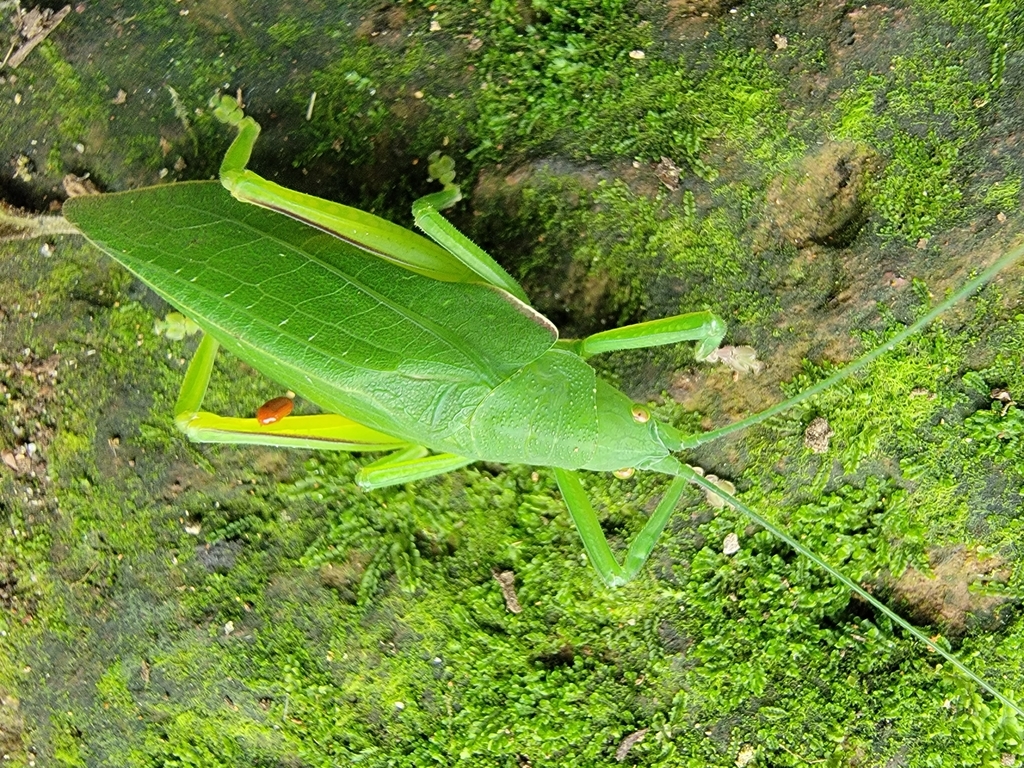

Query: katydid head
582;378;687;474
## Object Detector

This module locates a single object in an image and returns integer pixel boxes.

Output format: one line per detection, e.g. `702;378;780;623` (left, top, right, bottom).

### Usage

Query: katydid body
61;96;1024;713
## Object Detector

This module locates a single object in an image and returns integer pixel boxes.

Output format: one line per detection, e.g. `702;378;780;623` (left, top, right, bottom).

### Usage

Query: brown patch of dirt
662;0;729;40
0;692;25;765
767;141;880;248
888;546;1016;638
0;351;59;481
1;349;60;555
355;4;409;45
320;552;372;604
834;5;913;68
472;159;624;334
0;561;21;613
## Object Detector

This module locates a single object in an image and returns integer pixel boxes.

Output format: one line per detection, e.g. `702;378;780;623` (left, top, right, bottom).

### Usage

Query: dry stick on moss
1;4;71;69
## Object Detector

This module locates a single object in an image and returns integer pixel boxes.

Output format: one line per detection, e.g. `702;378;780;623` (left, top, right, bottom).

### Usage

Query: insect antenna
681;465;1024;717
680;240;1024;449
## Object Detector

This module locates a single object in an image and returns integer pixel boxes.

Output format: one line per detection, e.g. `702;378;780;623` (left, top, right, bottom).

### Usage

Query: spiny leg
174;333;408;452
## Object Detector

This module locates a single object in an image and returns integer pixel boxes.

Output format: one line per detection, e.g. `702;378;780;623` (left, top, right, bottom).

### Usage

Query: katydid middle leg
356;447;474;490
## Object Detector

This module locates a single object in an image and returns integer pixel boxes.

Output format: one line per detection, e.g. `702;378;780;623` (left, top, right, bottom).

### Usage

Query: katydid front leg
209;95;526;301
555;468;690;587
562;310;729;361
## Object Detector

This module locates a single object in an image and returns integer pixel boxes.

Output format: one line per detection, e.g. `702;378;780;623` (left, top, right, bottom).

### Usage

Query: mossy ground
2;0;1024;765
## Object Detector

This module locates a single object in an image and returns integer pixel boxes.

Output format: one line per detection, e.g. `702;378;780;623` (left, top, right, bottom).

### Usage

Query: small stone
723;532;740;556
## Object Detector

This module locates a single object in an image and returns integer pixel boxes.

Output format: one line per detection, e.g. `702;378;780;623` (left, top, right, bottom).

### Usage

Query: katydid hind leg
209;94;260;179
210;95;485;286
211;93;525;298
412;189;531;303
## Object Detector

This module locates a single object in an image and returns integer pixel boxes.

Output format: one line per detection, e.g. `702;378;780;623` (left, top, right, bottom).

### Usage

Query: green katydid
60;94;1023;714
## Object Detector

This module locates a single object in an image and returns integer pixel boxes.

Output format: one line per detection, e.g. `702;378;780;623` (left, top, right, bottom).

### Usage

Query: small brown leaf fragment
804;416;833;453
990;388;1015;416
991;388;1013;404
62;173;100;197
654;156;680;191
1;449;18;472
492;568;522;613
615;728;648;761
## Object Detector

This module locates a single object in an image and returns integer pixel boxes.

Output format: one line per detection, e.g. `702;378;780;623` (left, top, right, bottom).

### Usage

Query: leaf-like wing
64;182;556;450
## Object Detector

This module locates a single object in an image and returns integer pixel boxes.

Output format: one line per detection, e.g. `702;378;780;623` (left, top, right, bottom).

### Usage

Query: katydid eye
257;396;293;425
630;404;650;423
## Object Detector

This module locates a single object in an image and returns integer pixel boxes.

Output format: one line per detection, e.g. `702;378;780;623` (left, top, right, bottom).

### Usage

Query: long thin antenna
682;240;1024;448
681;466;1023;717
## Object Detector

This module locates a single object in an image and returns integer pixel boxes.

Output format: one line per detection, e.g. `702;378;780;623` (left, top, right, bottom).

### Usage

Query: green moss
95;663;135;714
470;18;796;174
913;0;1024;86
130;710;286;768
831;45;990;242
34;44;107;146
266;18;314;47
982;177;1022;211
